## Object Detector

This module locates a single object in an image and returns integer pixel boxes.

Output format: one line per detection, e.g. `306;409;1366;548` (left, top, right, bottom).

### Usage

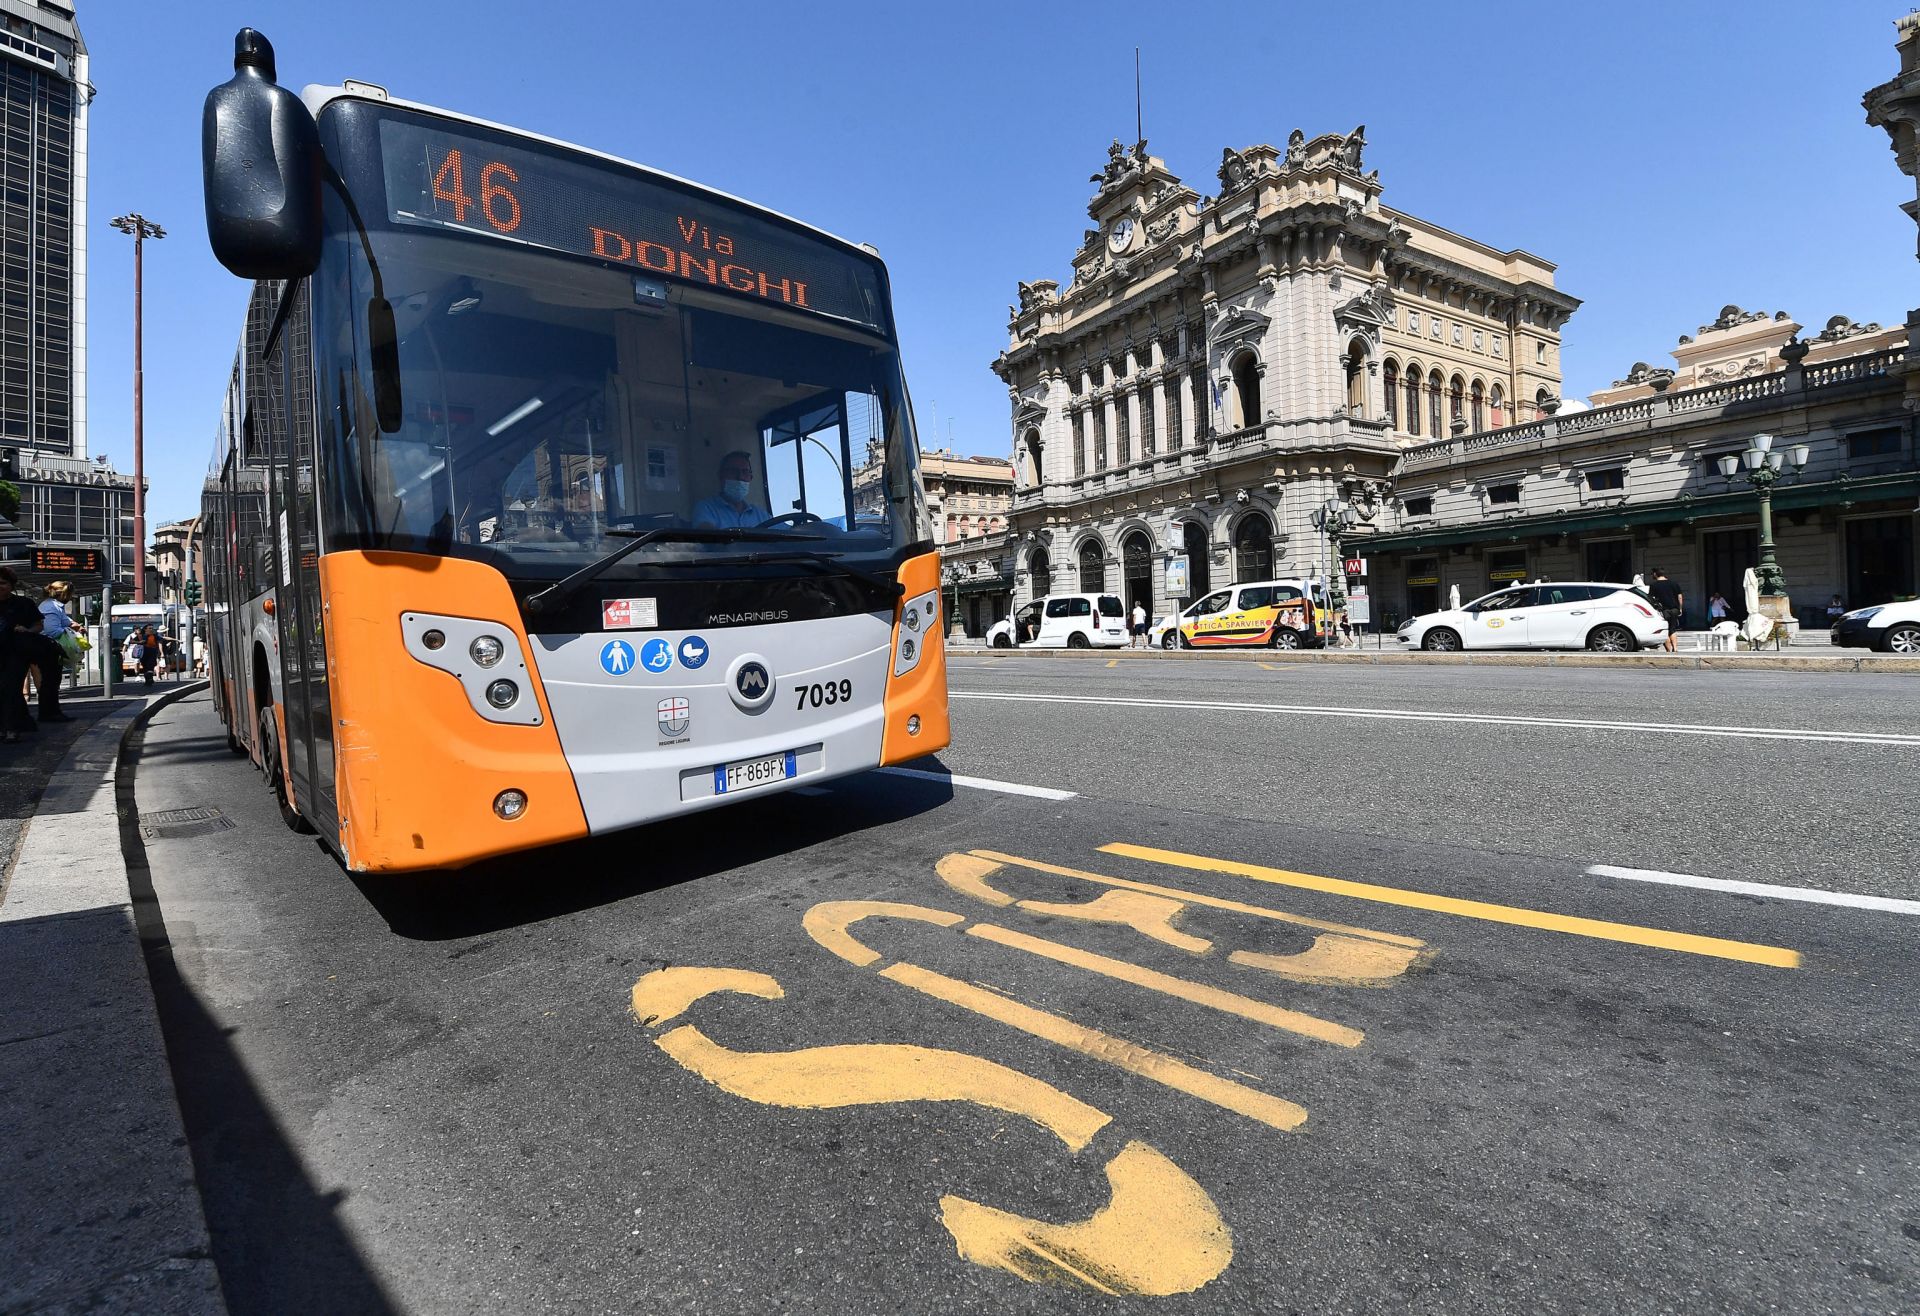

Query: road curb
950;645;1915;673
0;681;226;1315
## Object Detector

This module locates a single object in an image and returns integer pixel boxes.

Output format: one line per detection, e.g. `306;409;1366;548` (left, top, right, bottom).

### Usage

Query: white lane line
948;689;1920;747
1587;865;1920;916
875;766;1077;801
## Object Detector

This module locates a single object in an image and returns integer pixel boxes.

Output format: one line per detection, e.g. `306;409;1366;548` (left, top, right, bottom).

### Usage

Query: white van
992;594;1129;649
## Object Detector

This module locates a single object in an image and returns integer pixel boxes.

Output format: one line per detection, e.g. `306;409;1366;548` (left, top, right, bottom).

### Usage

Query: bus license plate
713;750;797;795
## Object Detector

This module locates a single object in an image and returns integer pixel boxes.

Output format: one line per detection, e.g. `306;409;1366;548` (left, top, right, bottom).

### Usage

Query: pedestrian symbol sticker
600;640;636;675
641;638;674;673
678;635;710;669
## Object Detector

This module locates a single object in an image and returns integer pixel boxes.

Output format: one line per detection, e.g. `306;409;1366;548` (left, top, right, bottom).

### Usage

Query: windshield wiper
664;549;905;601
521;527;824;614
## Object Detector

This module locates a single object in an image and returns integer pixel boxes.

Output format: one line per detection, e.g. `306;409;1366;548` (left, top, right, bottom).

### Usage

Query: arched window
1020;427;1043;487
1030;548;1052;598
1230;350;1261;430
1122;530;1152;617
1182;520;1211;599
1345;337;1369;418
1490;384;1505;429
1449;375;1465;426
1232;513;1273;583
1470;380;1485;433
1078;538;1105;593
1404;366;1421;436
1535;387;1553;421
1428;370;1444;437
1382;361;1399;428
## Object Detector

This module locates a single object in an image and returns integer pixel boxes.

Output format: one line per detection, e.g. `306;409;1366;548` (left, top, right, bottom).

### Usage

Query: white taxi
1396;582;1667;652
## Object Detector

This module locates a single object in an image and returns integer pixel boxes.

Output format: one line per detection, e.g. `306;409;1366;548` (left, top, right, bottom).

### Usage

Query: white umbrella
1741;567;1769;644
1447;584;1461;610
1631;573;1646;591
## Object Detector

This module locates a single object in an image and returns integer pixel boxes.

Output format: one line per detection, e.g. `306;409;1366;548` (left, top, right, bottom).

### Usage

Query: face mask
722;479;751;503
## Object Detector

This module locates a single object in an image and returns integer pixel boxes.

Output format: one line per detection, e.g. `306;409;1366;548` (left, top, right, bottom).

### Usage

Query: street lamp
1311;495;1358;645
1716;433;1810;596
111;212;165;603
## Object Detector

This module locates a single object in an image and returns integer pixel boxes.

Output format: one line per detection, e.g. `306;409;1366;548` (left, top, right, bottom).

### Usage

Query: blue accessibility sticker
600;639;636;676
677;635;710;669
640;637;675;673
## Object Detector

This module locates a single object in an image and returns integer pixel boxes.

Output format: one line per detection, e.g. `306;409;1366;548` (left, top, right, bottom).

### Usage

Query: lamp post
1311;495;1357;645
1715;433;1810;597
110;213;165;603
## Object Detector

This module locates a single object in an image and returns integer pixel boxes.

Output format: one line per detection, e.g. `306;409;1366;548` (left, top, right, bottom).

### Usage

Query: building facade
992;129;1577;623
1356;330;1915;631
150;515;201;606
18;451;135;588
0;0;85;461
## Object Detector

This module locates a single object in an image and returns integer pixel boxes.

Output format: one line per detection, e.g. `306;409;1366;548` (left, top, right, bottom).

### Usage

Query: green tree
0;479;18;524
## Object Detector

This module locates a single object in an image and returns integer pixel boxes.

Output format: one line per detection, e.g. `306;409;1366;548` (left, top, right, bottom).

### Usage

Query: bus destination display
379;118;886;331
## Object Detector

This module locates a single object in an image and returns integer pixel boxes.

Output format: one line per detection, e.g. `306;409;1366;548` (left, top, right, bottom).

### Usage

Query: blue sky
81;0;1914;531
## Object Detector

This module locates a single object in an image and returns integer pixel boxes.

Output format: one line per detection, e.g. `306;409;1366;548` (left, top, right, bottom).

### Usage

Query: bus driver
692;450;768;530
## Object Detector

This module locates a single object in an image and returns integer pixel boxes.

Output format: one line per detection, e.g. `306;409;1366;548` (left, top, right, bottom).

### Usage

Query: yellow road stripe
966;924;1362;1047
1099;844;1801;970
969;850;1425;948
1107;659;1119;667
1258;662;1278;671
880;961;1308;1131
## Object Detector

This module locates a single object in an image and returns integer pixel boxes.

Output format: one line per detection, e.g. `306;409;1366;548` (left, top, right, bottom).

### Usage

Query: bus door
260;281;338;836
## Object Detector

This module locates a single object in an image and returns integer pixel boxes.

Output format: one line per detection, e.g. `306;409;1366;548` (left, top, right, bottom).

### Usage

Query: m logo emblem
728;656;776;710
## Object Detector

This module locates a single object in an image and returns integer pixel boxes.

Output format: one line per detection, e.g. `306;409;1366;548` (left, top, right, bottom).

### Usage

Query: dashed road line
1587;865;1920;916
876;766;1076;801
949;688;1920;747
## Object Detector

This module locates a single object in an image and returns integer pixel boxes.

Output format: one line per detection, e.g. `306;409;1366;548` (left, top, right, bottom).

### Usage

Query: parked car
1831;600;1920;653
1395;582;1666;652
1158;578;1327;650
989;593;1129;649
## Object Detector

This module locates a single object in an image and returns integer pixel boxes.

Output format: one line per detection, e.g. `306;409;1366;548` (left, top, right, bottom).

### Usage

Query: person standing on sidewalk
0;568;51;740
1648;569;1684;653
1131;600;1147;649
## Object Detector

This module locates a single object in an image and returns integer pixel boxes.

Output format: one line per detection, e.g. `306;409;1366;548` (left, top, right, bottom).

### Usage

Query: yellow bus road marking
966;924;1363;1047
1258;662;1279;671
1098;844;1802;970
807;899;1361;1047
630;966;1232;1296
882;961;1309;1133
1107;659;1120;667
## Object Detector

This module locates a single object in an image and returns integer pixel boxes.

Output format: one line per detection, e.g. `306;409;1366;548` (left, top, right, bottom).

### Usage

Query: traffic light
184;578;201;606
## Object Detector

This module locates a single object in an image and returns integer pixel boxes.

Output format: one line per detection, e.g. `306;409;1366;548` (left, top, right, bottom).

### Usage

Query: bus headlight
494;789;528;820
905;608;920;632
485;679;519;708
470;635;505;667
893;588;939;677
422;628;447;651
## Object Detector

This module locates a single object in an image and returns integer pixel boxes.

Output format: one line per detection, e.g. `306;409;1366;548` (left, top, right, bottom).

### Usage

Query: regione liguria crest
657;697;690;738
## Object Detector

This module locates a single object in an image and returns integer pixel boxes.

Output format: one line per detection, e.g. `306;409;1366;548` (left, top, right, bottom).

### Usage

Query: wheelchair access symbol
600;640;636;676
640;638;675;673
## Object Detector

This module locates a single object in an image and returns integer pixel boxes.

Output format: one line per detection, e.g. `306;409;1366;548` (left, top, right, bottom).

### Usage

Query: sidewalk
0;681;224;1314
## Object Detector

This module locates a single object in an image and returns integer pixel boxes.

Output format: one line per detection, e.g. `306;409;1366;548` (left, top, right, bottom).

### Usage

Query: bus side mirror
367;298;404;432
202;28;323;280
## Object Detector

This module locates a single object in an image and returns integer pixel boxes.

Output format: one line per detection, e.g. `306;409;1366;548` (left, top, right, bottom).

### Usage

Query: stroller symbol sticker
600;640;635;675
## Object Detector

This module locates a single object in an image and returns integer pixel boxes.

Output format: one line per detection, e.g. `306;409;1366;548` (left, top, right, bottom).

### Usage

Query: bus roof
299;83;883;269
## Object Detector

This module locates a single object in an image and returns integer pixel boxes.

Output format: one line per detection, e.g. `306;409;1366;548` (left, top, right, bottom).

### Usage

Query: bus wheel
258;706;313;834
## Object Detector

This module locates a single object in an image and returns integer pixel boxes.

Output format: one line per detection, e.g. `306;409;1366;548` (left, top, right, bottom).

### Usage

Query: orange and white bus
197;30;946;872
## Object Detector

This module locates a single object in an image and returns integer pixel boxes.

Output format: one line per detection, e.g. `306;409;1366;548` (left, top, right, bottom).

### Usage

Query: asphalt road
128;663;1918;1315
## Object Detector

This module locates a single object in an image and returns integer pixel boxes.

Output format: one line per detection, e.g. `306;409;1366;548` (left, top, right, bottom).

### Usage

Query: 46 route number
431;149;522;234
796;680;853;710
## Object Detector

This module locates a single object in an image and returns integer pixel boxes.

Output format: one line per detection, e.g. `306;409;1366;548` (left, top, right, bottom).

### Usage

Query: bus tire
259;705;313;834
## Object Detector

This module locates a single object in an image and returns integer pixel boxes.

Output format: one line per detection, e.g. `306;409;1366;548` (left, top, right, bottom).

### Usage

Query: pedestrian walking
1131;600;1147;649
1648;569;1684;653
138;626;160;688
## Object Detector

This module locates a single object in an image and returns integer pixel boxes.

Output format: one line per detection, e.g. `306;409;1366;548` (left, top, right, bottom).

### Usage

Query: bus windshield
313;107;928;578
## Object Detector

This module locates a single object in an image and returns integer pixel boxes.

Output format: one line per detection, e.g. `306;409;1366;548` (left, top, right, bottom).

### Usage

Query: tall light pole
1716;433;1810;597
110;213;164;602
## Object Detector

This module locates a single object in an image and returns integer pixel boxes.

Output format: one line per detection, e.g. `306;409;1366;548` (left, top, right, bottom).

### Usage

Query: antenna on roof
1134;47;1144;149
